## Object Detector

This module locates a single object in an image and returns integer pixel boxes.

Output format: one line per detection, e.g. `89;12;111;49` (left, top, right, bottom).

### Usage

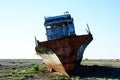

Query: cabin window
69;22;73;25
46;26;51;28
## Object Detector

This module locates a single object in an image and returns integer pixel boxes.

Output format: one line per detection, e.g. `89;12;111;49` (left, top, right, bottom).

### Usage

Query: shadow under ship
35;12;93;76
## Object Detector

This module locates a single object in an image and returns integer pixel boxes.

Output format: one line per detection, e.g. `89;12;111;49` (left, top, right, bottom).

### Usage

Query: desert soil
0;59;120;80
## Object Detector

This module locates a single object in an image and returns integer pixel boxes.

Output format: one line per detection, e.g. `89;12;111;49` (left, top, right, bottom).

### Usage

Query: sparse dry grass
0;59;120;80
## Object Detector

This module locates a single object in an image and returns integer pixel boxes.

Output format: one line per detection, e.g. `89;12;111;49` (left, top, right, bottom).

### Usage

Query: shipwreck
35;12;93;76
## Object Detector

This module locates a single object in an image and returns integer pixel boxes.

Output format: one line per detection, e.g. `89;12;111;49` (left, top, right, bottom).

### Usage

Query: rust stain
35;45;69;76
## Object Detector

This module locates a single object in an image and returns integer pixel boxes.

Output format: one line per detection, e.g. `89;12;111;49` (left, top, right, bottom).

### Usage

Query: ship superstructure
44;13;75;40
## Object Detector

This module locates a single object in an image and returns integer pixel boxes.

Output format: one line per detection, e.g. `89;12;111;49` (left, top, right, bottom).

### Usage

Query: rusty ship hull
35;33;93;76
35;12;93;76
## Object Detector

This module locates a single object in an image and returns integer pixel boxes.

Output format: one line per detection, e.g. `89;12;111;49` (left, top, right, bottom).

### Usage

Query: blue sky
0;0;120;59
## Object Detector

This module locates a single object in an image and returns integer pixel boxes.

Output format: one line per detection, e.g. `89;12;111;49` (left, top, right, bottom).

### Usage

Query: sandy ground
0;59;120;80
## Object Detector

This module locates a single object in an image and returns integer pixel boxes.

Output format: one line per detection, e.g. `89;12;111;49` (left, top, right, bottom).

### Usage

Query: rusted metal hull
35;45;69;76
35;33;93;76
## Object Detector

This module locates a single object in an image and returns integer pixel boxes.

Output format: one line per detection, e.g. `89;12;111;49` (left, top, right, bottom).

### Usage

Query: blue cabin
44;12;75;40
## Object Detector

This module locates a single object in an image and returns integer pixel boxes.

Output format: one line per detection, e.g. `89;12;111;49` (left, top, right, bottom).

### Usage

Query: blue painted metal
44;13;75;40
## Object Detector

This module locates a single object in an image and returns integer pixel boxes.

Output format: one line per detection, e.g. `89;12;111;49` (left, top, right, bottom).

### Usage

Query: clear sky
0;0;120;59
